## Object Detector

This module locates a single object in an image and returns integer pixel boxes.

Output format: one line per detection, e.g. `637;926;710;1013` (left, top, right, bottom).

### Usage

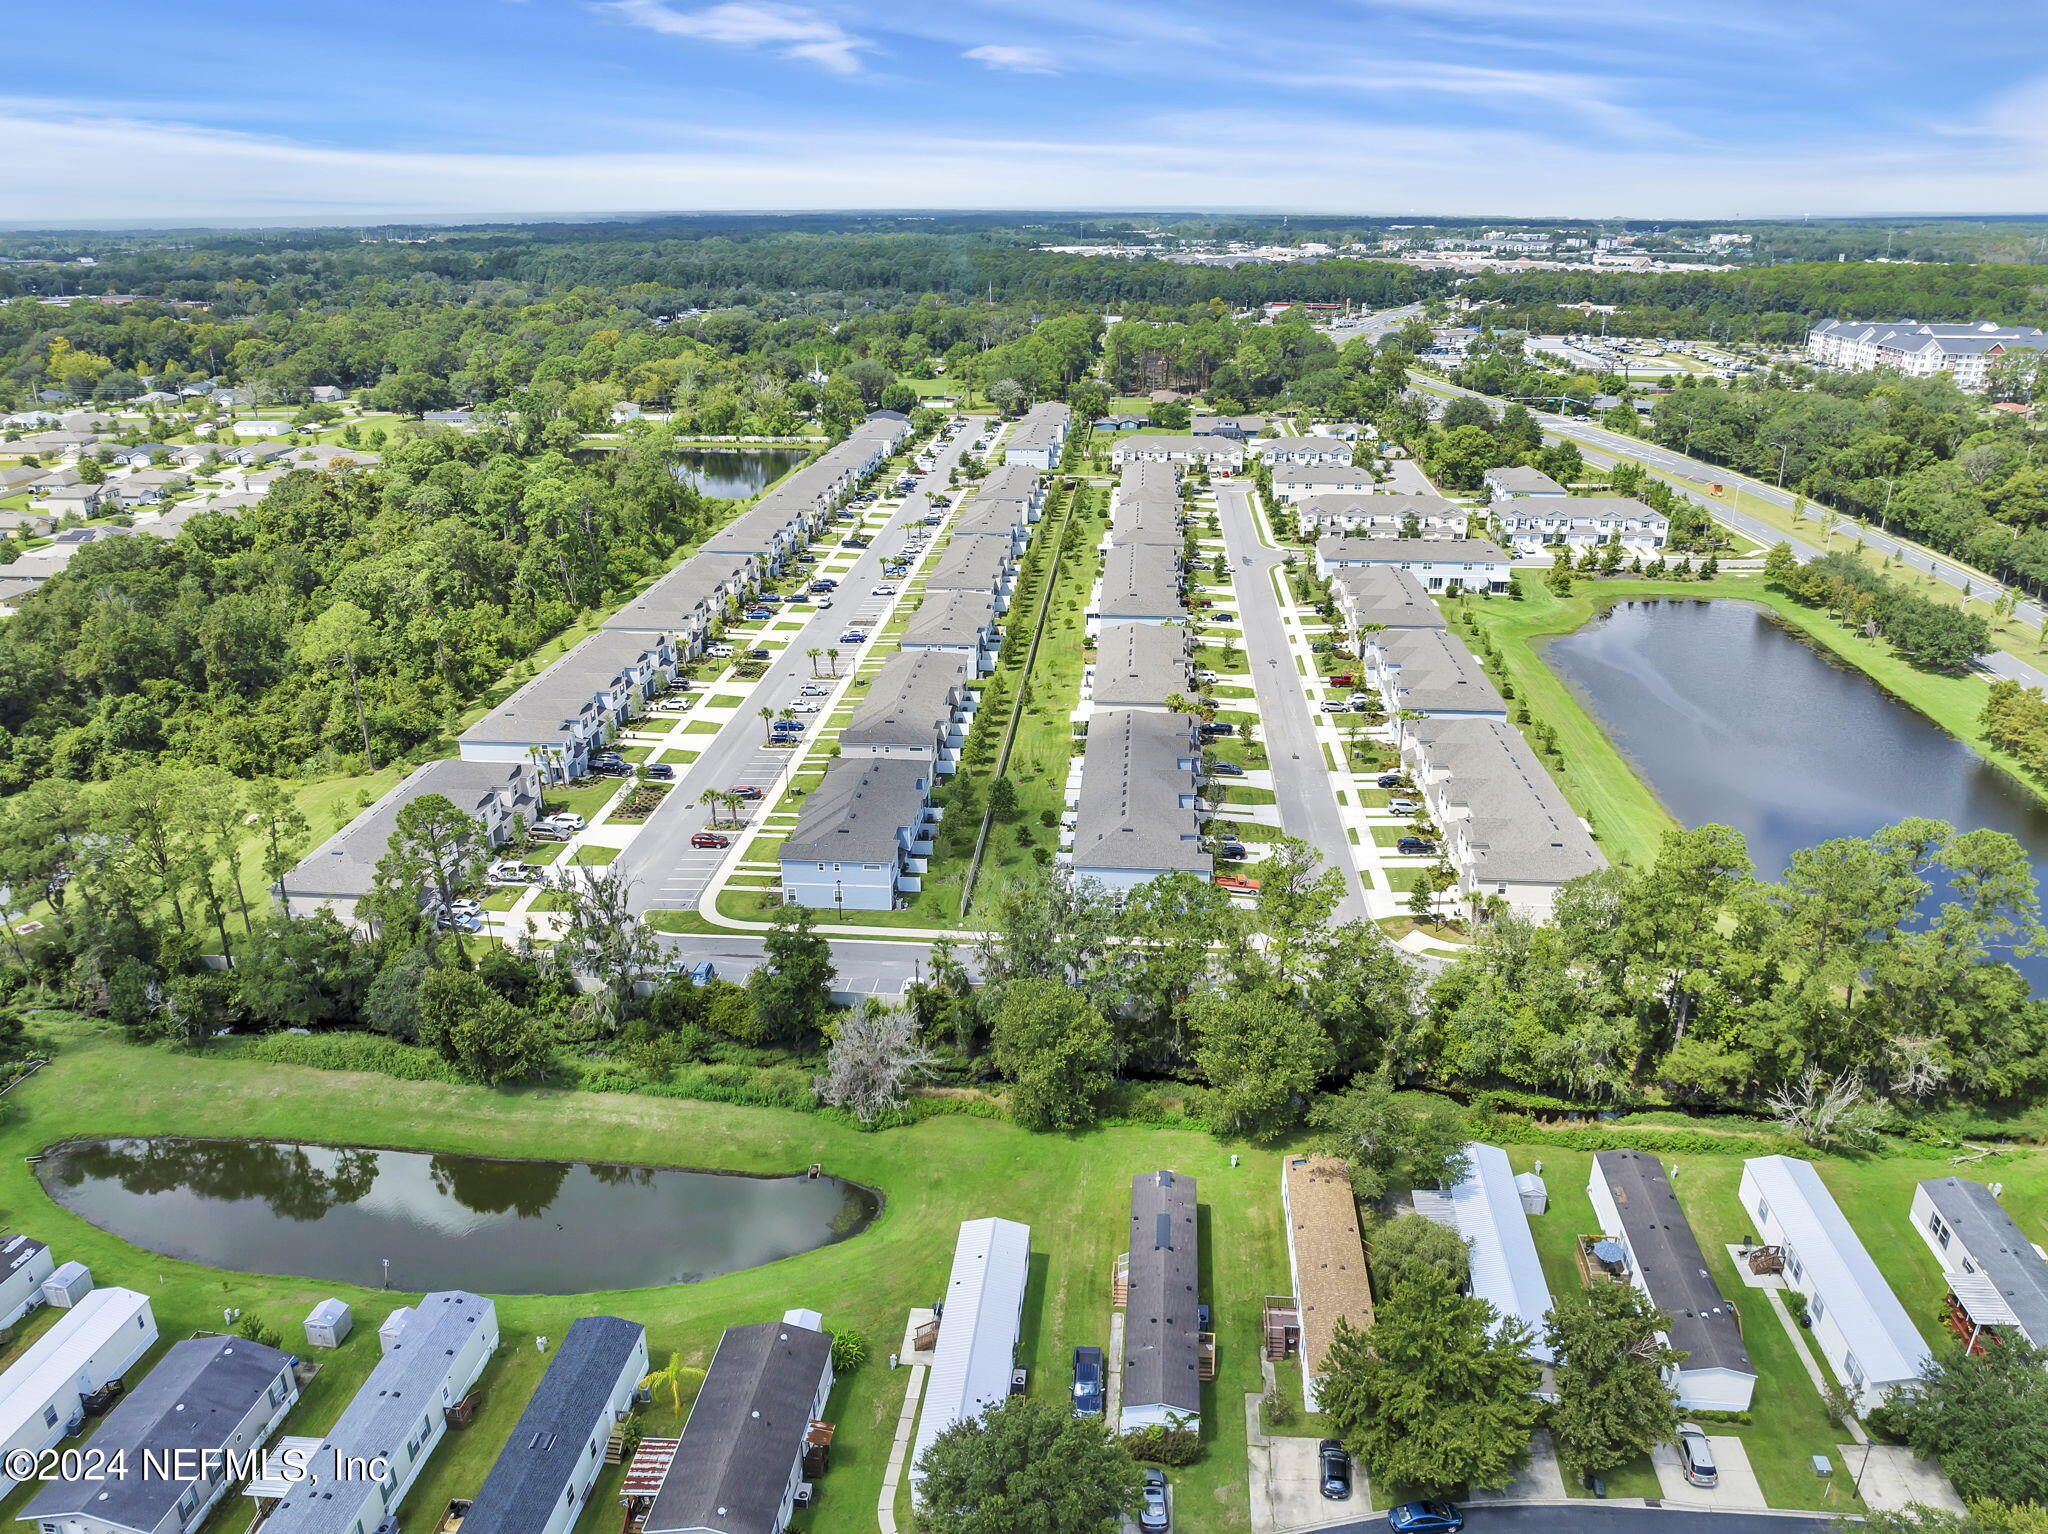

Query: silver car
1675;1423;1718;1488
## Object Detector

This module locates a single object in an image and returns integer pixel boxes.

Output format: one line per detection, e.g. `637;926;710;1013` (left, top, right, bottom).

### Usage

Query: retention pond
1542;598;2048;981
36;1137;879;1294
672;447;808;499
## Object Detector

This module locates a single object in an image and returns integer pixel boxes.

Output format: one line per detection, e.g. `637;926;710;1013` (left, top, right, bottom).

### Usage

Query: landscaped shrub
222;1030;471;1083
1123;1424;1202;1467
831;1329;869;1372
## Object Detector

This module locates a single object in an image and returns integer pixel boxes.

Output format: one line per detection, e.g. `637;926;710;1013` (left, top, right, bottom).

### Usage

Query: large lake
36;1138;878;1294
1543;599;2048;981
673;447;808;499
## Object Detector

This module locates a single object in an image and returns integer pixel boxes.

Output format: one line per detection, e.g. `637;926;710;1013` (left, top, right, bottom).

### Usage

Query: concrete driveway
1650;1435;1765;1510
1838;1443;1964;1514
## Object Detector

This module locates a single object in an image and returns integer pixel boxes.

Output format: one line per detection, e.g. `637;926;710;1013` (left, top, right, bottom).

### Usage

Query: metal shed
377;1304;415;1355
304;1298;352;1349
42;1260;93;1309
1516;1170;1549;1216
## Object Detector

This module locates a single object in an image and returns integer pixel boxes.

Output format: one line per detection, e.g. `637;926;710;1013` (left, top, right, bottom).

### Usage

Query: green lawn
0;1024;1284;1534
542;779;625;823
568;844;619;866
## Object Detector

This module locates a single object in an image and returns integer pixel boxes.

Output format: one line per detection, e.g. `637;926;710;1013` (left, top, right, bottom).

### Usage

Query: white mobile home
256;1292;497;1534
0;1288;158;1494
1588;1152;1755;1411
463;1317;647;1534
20;1335;298;1534
1428;1143;1554;1364
1911;1176;2048;1353
911;1218;1031;1499
0;1236;54;1327
1741;1156;1930;1413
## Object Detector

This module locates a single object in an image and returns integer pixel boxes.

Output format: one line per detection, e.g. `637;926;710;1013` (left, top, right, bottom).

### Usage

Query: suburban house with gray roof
1085;623;1192;716
1483;465;1567;499
841;650;974;772
1269;464;1379;502
780;758;937;912
1588;1152;1754;1411
1120;1171;1204;1432
1002;402;1071;470
1066;710;1208;892
256;1292;498;1534
899;590;1001;672
280;759;541;923
21;1335;298;1534
1315;536;1513;593
643;1313;833;1534
461;1317;646;1534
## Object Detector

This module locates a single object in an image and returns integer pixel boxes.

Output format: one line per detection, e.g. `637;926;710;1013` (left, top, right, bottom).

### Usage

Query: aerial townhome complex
1808;319;2048;389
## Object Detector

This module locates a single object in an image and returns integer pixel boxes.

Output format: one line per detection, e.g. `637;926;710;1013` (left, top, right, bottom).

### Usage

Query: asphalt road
615;420;981;918
1321;1505;1834;1534
1416;371;2048;693
1215;479;1369;924
649;928;970;995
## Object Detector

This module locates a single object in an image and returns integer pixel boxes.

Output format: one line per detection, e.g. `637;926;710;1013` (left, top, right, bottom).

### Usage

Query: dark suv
1318;1440;1353;1500
1071;1346;1104;1417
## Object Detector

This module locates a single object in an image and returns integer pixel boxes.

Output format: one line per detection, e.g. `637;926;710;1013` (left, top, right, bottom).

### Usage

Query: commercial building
1587;1152;1755;1411
1279;1156;1373;1414
778;759;937;912
646;1313;833;1534
1912;1176;2048;1354
911;1220;1032;1499
463;1317;647;1534
279;759;542;923
1122;1171;1204;1433
256;1292;499;1534
0;1289;159;1496
1314;537;1513;593
21;1336;298;1534
1808;320;2048;391
1740;1157;1929;1413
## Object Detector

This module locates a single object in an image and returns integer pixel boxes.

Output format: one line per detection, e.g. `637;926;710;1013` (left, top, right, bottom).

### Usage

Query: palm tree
698;788;724;828
806;646;822;678
641;1353;707;1417
758;706;776;745
826;646;841;677
721;790;746;825
777;706;798;737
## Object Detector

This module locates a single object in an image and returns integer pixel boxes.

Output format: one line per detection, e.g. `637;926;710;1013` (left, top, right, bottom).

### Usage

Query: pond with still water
672;447;808;499
1543;599;2048;983
36;1137;878;1294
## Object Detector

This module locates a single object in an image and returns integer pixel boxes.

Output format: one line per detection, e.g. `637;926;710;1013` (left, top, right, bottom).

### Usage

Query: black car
1206;762;1245;777
1319;1440;1353;1501
749;648;771;660
1199;722;1234;736
644;763;675;780
1071;1346;1105;1417
1215;841;1248;859
1396;836;1437;855
1377;773;1406;789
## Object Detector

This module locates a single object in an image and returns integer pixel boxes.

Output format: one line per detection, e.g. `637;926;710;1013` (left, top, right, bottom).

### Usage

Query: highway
1323;1505;1834;1534
1413;371;2048;693
1215;479;1370;923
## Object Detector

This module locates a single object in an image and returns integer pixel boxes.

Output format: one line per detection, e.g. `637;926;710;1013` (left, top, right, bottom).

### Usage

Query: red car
1329;673;1355;687
691;832;731;849
729;786;764;800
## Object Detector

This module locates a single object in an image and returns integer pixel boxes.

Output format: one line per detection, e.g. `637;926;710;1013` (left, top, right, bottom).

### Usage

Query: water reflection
673;448;807;499
38;1137;878;1294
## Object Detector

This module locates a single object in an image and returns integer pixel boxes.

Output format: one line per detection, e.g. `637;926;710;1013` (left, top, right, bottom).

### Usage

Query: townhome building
1329;566;1449;645
280;759;543;923
458;629;673;782
924;536;1016;610
1088;542;1186;635
1086;623;1193;715
604;549;761;657
1067;709;1208;891
1111;436;1245;472
1253;436;1352;467
899;589;1002;673
1315;536;1513;593
1003;402;1072;469
1483;466;1567;499
1294;492;1466;540
779;758;938;912
1269;464;1383;503
1492;496;1669;555
840;650;974;772
1365;629;1508;725
1808;319;2048;391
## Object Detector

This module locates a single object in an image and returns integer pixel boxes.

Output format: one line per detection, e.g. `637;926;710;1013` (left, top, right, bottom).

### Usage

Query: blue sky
5;0;2046;222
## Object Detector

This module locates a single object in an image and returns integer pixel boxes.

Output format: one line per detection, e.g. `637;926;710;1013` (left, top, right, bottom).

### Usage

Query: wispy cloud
962;44;1059;74
593;0;871;74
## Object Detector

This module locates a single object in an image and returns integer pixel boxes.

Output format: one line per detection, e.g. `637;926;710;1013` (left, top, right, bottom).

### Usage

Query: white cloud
4;103;2047;224
594;0;870;74
963;44;1059;74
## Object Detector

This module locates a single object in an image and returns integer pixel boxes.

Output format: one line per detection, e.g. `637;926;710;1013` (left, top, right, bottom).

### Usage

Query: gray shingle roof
605;550;756;634
843;651;970;749
1487;466;1566;495
1124;1171;1202;1416
645;1320;832;1534
1070;710;1208;876
1593;1152;1752;1377
1409;717;1603;885
925;538;1011;592
1917;1178;2048;1348
1330;567;1448;629
284;759;535;899
782;758;931;864
1095;543;1185;619
901;590;997;649
23;1336;295;1533
1091;624;1192;709
463;1317;645;1534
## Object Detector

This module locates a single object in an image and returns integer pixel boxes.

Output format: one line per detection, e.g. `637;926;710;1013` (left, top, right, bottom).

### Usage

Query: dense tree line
1766;547;1993;671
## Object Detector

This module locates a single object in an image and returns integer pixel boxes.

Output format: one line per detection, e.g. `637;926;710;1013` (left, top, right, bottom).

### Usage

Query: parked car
745;608;774;621
1190;597;1213;609
1320;700;1350;713
773;720;806;733
1071;1346;1105;1417
539;812;586;832
1199;722;1233;736
1318;1440;1353;1501
841;537;870;548
839;631;868;643
691;832;731;849
704;643;734;658
435;910;482;934
729;786;764;800
872;585;898;596
1329;673;1356;686
1138;1470;1170;1534
1389;1503;1463;1534
1396;836;1437;855
1675;1423;1718;1488
1377;773;1406;789
788;702;821;714
923;513;942;525
748;648;772;660
447;898;483;918
644;763;675;780
1214;875;1261;894
1213;840;1248;859
1389;798;1420;814
800;684;830;697
1206;762;1244;777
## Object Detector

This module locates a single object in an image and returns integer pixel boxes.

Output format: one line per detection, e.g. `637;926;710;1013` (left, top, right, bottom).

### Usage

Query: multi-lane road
1414;371;2048;693
1323;1506;1834;1534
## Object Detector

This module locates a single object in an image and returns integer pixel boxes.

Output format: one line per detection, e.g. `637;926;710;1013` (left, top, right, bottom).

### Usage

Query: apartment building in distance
1808;319;2048;391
